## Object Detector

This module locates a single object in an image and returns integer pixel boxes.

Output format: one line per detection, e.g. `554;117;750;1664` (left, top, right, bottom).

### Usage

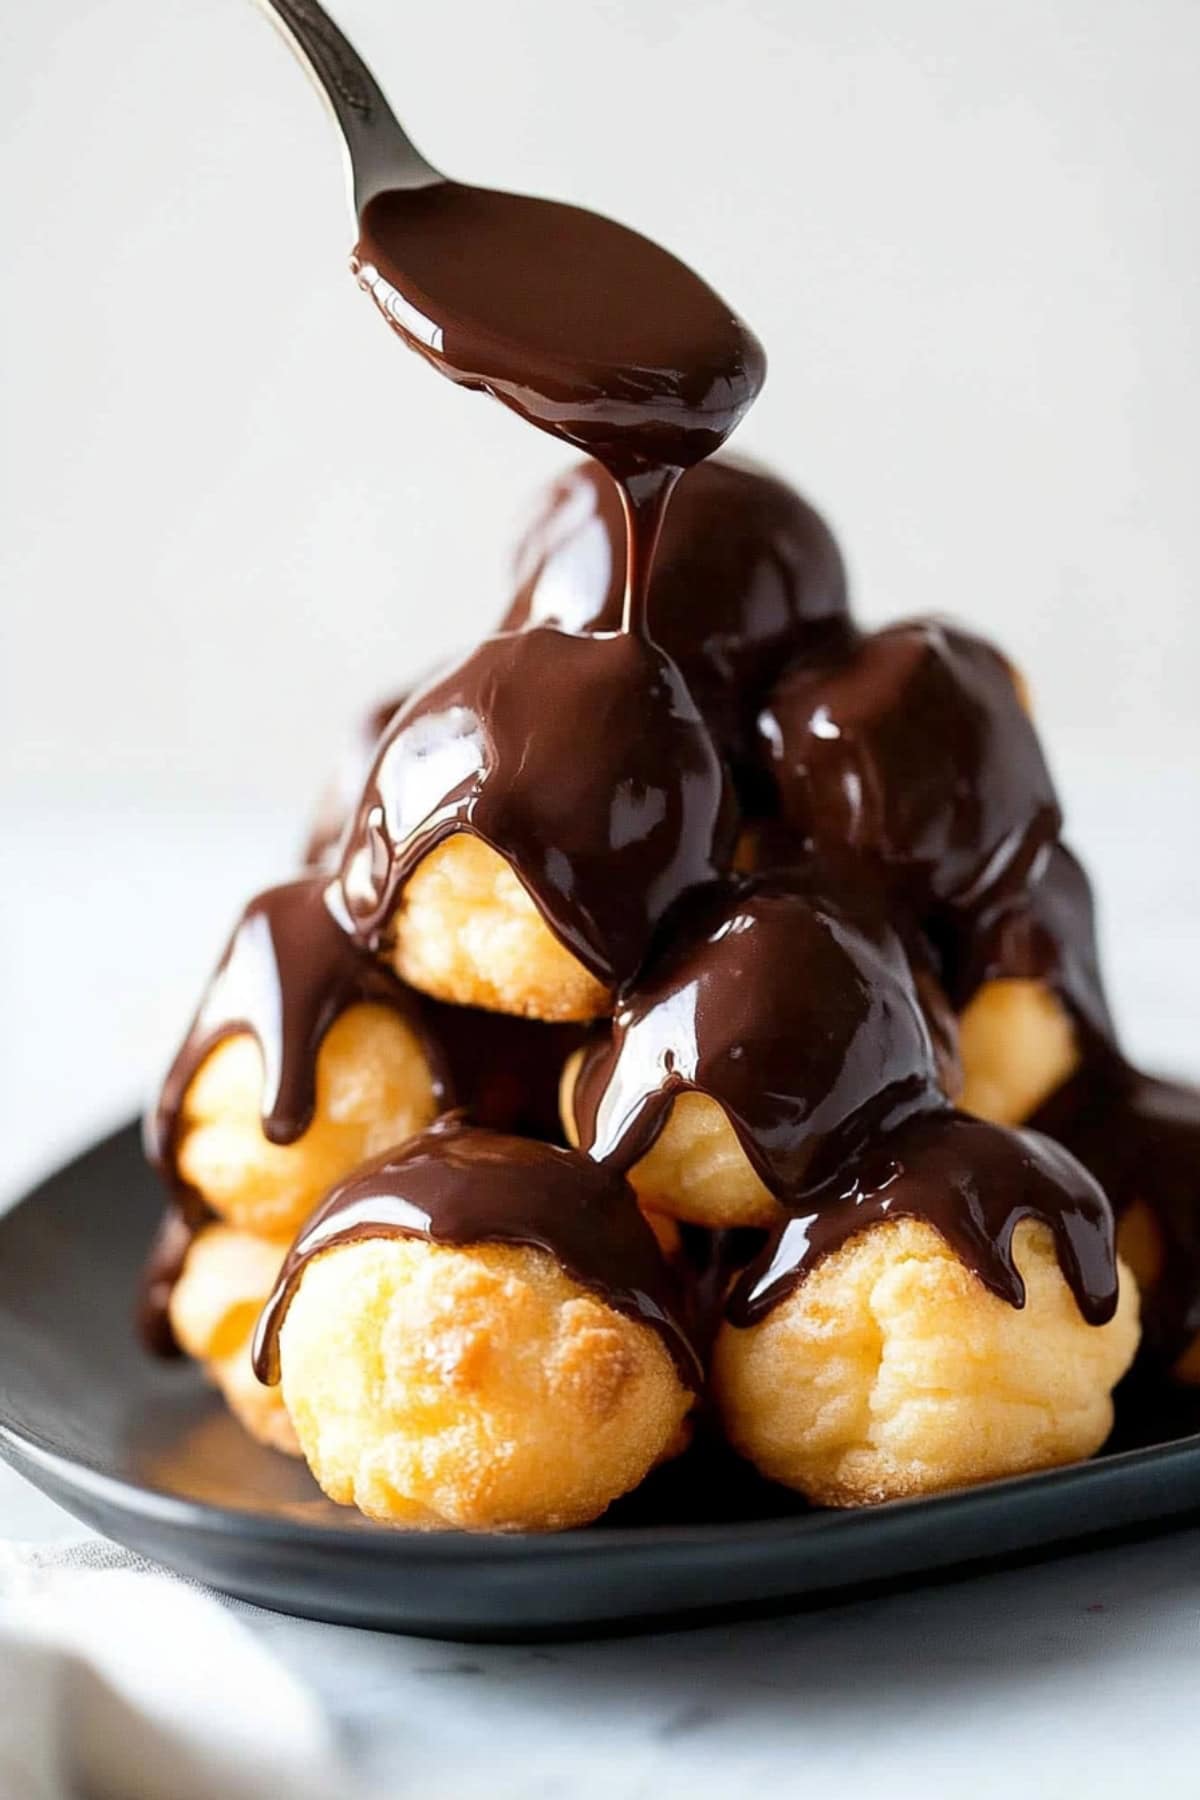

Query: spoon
253;0;766;630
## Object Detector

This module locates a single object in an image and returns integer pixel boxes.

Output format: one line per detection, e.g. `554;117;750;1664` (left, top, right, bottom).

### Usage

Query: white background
2;8;1200;1789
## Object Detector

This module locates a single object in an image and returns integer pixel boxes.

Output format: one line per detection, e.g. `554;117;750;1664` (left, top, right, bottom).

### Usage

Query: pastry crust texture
385;836;610;1022
958;977;1080;1127
175;1002;440;1237
168;1223;301;1456
278;1236;693;1531
712;1216;1139;1507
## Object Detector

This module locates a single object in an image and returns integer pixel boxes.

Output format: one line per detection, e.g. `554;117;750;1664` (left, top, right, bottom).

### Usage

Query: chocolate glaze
500;457;850;780
422;1002;585;1144
571;874;941;1197
942;840;1117;1052
303;691;409;872
733;825;963;1099
726;1107;1119;1330
941;837;1200;1368
340;166;768;978
334;627;737;988
141;875;446;1353
1033;1065;1200;1365
252;1115;701;1388
757;618;1062;921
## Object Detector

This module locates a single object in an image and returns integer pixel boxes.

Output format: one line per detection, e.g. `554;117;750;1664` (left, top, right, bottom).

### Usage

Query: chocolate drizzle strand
140;875;446;1352
943;840;1117;1053
757;618;1061;921
252;1116;701;1387
571;874;941;1197
334;629;737;988
1033;1065;1200;1367
726;1108;1120;1330
303;690;409;872
501;456;850;780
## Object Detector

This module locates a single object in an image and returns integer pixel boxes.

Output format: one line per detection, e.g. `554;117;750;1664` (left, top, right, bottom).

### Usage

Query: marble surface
4;796;1200;1797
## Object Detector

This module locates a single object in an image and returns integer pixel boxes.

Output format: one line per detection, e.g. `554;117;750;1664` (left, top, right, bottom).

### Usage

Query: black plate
3;1123;1200;1641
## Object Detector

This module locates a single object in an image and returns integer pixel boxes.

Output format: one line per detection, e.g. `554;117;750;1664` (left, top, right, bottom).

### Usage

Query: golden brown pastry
711;1112;1138;1505
175;1003;439;1238
168;1224;300;1456
255;1119;699;1531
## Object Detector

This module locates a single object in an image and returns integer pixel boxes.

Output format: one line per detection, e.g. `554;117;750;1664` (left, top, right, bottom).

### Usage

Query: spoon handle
253;0;442;211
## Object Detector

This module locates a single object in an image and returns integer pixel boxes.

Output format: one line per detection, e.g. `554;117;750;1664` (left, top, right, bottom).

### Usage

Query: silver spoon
253;0;442;207
250;0;766;629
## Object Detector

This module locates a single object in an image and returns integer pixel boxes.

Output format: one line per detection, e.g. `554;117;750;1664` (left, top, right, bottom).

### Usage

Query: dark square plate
3;1122;1200;1641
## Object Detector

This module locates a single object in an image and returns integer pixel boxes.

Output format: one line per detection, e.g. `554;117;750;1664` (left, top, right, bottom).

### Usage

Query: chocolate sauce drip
422;1002;585;1143
571;874;941;1197
757;618;1062;921
500;457;850;781
1033;1065;1200;1365
252;1116;701;1388
148;875;442;1165
942;841;1117;1053
678;1225;767;1355
734;825;963;1099
140;875;446;1353
334;628;737;988
303;691;409;871
726;1108;1119;1330
341;169;767;967
355;180;764;639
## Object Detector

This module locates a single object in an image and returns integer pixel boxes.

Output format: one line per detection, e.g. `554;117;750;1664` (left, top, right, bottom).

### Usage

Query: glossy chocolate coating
943;840;1117;1052
727;1107;1119;1330
354;182;765;479
571;874;941;1198
334;628;737;988
1034;1065;1200;1365
141;875;445;1353
147;875;441;1167
252;1115;701;1387
303;691;408;872
757;619;1062;920
343;172;765;976
501;457;850;773
422;1002;585;1143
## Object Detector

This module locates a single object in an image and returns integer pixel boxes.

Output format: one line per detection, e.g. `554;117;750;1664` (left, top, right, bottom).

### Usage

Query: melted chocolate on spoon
333;179;768;980
253;1115;701;1387
355;179;766;641
727;1107;1119;1330
571;874;941;1197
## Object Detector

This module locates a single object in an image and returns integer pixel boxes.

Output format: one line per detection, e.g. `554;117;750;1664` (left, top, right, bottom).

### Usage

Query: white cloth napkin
0;1539;352;1800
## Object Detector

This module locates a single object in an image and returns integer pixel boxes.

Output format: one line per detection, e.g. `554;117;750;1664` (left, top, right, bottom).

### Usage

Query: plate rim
5;1118;1200;1562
